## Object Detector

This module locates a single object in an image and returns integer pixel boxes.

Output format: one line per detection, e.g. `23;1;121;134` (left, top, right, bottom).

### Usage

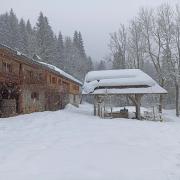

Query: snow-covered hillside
0;104;180;180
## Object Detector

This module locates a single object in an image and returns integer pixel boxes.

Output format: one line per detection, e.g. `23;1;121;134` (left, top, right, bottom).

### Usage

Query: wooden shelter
83;69;167;120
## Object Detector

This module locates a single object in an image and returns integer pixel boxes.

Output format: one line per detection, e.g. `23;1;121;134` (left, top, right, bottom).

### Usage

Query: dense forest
0;9;93;81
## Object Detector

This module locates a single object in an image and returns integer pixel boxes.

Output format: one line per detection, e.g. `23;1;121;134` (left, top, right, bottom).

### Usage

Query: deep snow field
0;103;180;180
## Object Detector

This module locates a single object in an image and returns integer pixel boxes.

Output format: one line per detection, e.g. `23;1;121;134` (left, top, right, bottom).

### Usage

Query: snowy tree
127;18;146;69
109;24;127;69
56;32;64;69
26;20;37;56
0;13;11;46
19;19;29;54
97;60;106;70
8;9;21;49
0;9;20;49
0;9;94;82
73;31;79;49
78;31;86;57
36;12;57;64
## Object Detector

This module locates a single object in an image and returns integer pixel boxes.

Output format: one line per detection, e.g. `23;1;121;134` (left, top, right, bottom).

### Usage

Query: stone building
0;44;82;117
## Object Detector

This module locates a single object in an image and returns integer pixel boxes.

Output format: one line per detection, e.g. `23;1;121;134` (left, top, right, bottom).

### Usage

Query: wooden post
111;107;113;118
135;94;142;120
94;95;96;116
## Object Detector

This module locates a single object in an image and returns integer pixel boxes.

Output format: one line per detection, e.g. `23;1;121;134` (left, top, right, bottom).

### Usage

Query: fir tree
19;19;28;54
78;31;85;57
26;20;37;56
0;13;10;46
36;12;56;64
73;31;79;49
57;32;64;69
8;9;21;49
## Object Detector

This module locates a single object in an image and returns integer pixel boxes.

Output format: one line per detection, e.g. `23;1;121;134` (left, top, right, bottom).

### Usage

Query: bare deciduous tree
109;24;127;69
127;18;146;69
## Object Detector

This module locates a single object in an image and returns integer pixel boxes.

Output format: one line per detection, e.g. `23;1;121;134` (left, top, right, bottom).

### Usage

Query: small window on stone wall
73;95;76;103
31;92;39;100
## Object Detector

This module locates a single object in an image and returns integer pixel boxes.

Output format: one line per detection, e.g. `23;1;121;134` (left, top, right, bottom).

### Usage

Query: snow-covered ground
0;103;180;180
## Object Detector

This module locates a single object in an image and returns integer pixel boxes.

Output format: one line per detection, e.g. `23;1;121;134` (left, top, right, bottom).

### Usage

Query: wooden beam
127;95;137;105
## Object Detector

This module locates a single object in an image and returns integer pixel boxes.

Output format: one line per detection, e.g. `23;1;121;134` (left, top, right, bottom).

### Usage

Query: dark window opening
58;79;61;85
31;92;39;100
52;77;57;84
2;62;12;73
73;95;76;103
26;70;33;79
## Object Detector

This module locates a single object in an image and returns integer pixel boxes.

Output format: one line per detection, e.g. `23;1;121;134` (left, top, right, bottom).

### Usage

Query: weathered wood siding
0;47;81;117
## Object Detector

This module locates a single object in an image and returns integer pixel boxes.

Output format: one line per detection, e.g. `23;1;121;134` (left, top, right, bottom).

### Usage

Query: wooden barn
0;44;82;117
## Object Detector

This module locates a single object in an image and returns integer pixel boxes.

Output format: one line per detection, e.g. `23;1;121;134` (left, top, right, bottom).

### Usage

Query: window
73;85;79;91
38;73;42;81
52;77;57;84
62;81;69;90
58;79;61;85
31;92;39;100
73;95;76;103
2;62;12;73
49;75;51;83
26;70;33;79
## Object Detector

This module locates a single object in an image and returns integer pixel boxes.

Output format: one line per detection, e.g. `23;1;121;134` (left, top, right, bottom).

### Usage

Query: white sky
0;0;179;61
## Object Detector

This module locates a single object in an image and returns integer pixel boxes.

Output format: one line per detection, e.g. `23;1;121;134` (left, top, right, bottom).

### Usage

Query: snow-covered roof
38;61;82;85
83;69;167;95
0;43;82;85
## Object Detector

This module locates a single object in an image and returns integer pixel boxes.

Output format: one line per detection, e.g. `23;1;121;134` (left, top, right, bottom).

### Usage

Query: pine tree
0;10;20;49
26;20;32;34
57;32;64;69
19;19;29;54
73;31;79;49
26;20;37;56
78;31;85;57
8;9;21;49
0;13;10;45
36;12;56;64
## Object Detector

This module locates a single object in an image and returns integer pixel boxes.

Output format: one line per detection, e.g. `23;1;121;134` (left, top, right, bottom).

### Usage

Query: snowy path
0;104;180;180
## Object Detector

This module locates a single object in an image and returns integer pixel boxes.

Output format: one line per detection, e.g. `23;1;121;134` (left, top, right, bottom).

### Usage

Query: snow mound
65;103;78;110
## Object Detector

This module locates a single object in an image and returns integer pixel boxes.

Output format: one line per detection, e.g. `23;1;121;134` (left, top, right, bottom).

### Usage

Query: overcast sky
0;0;179;61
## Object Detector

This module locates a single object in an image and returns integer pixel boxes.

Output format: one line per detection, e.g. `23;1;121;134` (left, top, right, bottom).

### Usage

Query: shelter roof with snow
83;69;167;95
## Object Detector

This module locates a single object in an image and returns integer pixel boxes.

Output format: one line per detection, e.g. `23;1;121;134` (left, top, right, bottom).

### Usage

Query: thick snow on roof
83;69;167;94
38;61;82;85
0;43;82;85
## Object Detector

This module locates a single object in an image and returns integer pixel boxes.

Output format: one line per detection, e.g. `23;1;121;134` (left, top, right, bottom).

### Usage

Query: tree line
0;9;93;81
108;4;180;116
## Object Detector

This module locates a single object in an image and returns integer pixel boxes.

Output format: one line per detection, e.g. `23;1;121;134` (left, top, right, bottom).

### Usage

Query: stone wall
0;99;17;117
69;94;80;107
21;85;46;114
